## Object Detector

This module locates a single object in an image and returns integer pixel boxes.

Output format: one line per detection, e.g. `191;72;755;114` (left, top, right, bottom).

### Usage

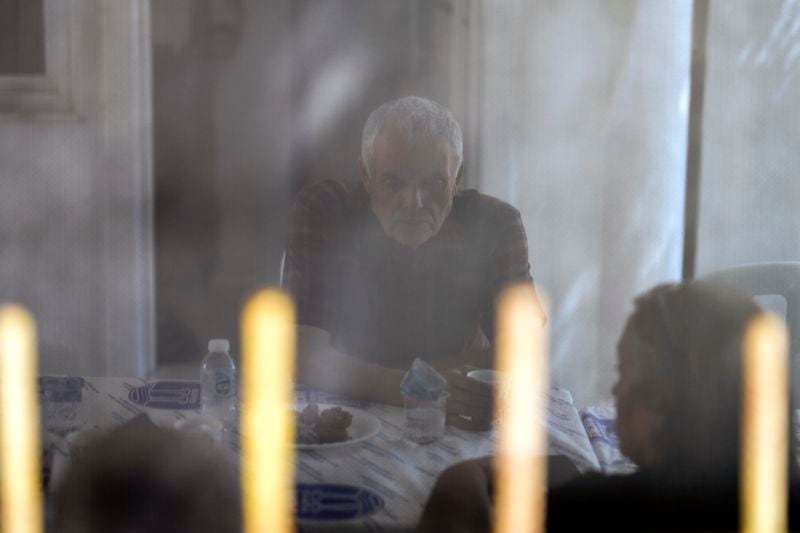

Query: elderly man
285;96;537;430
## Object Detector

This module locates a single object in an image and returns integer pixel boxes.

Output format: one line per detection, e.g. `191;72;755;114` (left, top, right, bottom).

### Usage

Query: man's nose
402;186;424;209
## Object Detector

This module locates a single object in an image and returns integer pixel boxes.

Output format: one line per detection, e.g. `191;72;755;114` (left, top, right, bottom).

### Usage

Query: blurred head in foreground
53;416;240;533
613;280;790;482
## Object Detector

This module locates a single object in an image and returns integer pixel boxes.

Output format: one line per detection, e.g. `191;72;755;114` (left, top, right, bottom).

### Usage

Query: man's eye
424;179;447;192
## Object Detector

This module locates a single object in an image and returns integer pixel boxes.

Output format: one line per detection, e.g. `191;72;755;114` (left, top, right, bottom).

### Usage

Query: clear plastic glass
404;394;448;444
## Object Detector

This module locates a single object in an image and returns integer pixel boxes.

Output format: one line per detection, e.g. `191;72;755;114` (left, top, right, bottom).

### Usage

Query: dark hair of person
626;280;785;486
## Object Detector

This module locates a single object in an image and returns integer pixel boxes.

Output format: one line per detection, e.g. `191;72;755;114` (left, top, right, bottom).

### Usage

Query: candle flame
241;290;296;533
494;284;549;533
741;312;789;533
0;304;43;533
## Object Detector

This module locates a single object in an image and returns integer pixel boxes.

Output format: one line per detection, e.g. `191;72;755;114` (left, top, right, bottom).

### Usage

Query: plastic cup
404;393;448;444
467;369;511;396
467;369;510;421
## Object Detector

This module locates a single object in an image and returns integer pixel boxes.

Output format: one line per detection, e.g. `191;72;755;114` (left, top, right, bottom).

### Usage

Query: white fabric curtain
697;0;800;273
475;1;693;406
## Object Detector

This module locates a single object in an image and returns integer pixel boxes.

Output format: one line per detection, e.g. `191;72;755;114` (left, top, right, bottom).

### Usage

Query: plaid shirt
285;179;533;369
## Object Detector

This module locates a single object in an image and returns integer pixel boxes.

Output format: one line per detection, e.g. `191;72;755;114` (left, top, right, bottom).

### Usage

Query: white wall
0;0;154;376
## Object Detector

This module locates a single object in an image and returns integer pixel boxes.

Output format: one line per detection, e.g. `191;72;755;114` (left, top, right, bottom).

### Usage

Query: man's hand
445;366;495;431
296;325;405;406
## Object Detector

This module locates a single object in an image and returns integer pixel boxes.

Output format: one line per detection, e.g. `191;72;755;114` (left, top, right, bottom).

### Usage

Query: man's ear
455;162;464;190
358;158;372;192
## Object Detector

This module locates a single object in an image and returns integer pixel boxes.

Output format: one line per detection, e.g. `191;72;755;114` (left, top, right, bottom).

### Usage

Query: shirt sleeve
480;206;537;340
284;183;340;330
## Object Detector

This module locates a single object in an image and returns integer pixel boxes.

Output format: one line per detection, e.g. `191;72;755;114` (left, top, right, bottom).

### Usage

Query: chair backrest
699;262;800;354
698;262;800;409
279;250;287;289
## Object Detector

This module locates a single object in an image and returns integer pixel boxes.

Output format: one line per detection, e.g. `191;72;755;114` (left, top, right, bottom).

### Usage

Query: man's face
361;128;460;248
612;318;664;466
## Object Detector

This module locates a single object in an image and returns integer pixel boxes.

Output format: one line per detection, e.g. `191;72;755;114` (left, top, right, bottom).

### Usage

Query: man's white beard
389;223;435;248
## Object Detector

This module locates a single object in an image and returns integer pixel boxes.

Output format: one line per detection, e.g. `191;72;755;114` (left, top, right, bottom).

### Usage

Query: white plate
295;404;381;450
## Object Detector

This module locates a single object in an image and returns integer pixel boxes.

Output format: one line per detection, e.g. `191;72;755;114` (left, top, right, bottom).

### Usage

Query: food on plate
318;406;352;429
295;404;353;445
299;402;319;425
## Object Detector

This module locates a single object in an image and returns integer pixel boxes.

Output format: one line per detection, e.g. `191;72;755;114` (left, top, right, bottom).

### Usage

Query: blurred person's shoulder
546;470;721;531
790;481;800;531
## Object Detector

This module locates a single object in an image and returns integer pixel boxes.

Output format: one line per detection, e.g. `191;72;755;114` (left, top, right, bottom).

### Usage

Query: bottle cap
208;338;230;353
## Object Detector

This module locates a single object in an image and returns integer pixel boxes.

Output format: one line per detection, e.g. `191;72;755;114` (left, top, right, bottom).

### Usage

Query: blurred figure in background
52;416;240;533
419;280;800;531
285;96;542;430
153;0;245;365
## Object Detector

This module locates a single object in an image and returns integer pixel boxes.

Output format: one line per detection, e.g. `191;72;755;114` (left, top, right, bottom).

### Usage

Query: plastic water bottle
200;338;237;426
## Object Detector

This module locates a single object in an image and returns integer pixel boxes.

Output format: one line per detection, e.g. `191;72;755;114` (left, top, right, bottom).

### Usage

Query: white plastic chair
699;261;800;409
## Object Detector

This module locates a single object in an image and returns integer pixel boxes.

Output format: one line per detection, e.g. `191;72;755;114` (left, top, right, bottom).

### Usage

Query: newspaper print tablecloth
40;376;627;532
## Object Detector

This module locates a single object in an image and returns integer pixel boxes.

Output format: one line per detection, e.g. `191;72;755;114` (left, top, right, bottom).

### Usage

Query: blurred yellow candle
0;305;43;533
241;290;296;533
494;285;548;533
741;313;788;533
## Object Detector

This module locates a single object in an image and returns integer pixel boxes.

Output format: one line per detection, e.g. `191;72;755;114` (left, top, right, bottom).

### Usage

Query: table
40;376;632;532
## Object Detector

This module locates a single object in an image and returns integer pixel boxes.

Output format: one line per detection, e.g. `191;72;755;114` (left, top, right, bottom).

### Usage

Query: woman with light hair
419;280;800;531
52;416;240;533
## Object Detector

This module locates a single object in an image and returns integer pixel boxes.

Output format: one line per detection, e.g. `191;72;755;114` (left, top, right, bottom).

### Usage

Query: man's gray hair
361;96;463;177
